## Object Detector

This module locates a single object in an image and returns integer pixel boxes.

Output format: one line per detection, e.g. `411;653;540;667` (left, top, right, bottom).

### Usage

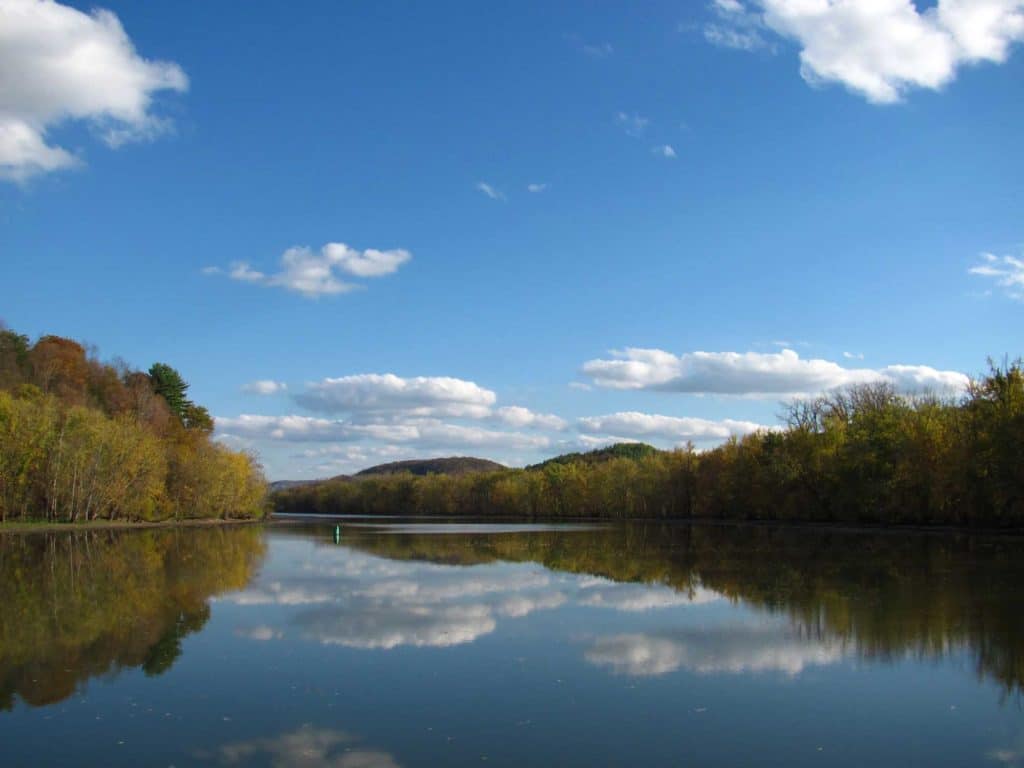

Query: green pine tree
148;362;190;421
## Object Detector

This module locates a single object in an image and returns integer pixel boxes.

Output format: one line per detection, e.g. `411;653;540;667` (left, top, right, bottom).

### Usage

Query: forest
0;326;266;523
274;360;1024;528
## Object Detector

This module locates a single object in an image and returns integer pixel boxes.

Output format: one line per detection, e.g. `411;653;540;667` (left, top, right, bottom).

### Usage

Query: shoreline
269;512;1024;537
5;513;1021;537
0;517;267;534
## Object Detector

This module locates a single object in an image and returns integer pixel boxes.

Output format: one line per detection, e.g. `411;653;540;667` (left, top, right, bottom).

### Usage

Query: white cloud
970;252;1024;300
582;348;968;397
358;571;549;604
580;584;722;611
220;373;578;476
217;726;400;768
476;181;505;200
987;749;1023;765
226;580;335;606
242;380;288;395
284;561;567;650
0;0;188;181
321;242;412;277
653;144;677;158
615;111;650;137
527;182;547;193
842;351;865;360
216;414;345;442
496;405;568;431
716;0;1024;103
296;373;497;418
402;421;550;450
704;0;773;51
216;413;550;451
584;627;844;677
577;412;768;443
206;242;411;298
235;625;283;641
301;602;497;649
497;591;567;617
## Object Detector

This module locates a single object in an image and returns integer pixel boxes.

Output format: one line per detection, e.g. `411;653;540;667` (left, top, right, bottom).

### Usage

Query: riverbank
269;511;1024;537
273;361;1023;529
0;517;266;534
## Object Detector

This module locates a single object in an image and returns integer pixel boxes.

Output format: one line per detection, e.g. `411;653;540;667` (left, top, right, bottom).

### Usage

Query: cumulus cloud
577;412;768;443
296;374;497;418
0;0;188;181
970;252;1024;300
585;626;845;677
216;413;550;451
205;242;411;298
476;181;505;200
242;380;288;395
495;406;568;431
653;144;677;158
708;0;1024;103
217;372;581;475
582;348;968;397
215;414;343;442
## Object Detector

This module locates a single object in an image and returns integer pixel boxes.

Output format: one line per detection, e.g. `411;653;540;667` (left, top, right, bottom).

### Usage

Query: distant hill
526;442;660;470
355;457;505;478
271;448;664;492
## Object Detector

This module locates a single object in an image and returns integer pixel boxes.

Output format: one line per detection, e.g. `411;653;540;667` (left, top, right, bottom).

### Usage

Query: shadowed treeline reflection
0;526;266;710
331;522;1024;696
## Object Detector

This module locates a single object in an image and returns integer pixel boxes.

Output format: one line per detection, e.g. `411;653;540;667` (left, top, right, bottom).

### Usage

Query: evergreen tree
148;363;190;421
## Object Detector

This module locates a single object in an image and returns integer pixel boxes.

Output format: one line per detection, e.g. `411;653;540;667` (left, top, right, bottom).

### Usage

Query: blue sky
2;0;1022;479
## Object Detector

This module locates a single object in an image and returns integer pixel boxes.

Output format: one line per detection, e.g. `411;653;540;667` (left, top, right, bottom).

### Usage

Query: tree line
0;326;266;523
275;360;1023;528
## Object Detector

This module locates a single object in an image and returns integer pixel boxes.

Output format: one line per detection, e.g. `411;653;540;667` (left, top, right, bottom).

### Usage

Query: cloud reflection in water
223;535;845;678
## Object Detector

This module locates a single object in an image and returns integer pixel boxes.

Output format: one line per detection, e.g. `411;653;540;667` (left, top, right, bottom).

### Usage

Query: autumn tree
29;336;90;404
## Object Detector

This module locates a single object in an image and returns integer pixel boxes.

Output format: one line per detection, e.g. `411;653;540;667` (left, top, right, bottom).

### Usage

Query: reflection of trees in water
338;522;1024;696
0;527;266;709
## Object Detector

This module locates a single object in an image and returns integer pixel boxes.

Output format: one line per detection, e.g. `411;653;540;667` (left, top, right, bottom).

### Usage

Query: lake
1;521;1022;766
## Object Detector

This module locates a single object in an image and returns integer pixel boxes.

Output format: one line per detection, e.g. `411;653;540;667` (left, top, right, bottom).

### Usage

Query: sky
1;0;1022;480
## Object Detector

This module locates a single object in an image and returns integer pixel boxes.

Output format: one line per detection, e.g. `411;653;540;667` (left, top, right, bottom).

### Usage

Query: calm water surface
1;521;1022;767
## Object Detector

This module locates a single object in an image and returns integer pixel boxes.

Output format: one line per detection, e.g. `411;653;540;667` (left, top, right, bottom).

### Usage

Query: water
1;521;1022;767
